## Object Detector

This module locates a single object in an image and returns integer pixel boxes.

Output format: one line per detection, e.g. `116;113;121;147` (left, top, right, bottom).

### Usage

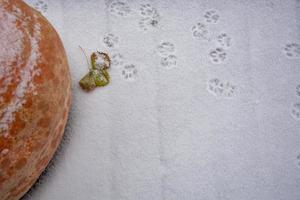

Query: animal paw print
108;0;131;17
111;53;124;67
138;17;159;31
103;33;119;48
207;78;236;98
204;10;220;24
191;22;210;41
222;82;236;97
160;55;177;69
207;78;224;96
291;102;300;120
216;33;232;49
121;64;138;81
137;3;160;32
283;43;300;59
139;3;159;18
33;0;48;14
209;48;227;64
296;85;300;97
296;154;300;168
156;42;175;57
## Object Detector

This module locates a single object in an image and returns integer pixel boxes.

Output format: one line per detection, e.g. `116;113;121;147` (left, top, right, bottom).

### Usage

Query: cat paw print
137;3;160;32
138;17;159;31
139;3;159;18
108;0;131;17
160;55;177;69
208;48;227;64
222;82;237;97
207;78;236;98
216;33;232;49
191;22;210;41
291;102;300;120
33;0;48;14
204;10;220;24
207;78;224;96
296;84;300;97
296;154;300;168
121;64;138;81
103;33;119;48
283;43;300;59
111;53;124;68
156;42;176;57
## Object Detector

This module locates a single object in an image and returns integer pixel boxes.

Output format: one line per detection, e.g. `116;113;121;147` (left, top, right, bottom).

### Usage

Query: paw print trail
110;53;124;68
160;55;177;69
208;48;227;64
204;10;220;24
289;84;300;121
296;85;300;97
121;64;138;81
207;78;237;98
191;22;210;41
283;43;300;59
216;33;232;49
108;0;131;17
190;10;235;64
156;42;176;57
138;3;160;32
155;41;178;69
291;102;300;120
296;154;300;168
138;17;159;31
139;3;159;18
103;33;119;48
100;31;137;82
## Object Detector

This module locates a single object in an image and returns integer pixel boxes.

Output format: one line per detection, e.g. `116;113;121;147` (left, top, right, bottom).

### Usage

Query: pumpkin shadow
21;107;74;200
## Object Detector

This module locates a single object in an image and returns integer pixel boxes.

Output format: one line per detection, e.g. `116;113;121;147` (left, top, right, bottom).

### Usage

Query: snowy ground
22;0;300;199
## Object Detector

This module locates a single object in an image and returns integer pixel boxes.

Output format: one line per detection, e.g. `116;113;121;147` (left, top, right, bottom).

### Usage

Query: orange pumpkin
0;0;71;199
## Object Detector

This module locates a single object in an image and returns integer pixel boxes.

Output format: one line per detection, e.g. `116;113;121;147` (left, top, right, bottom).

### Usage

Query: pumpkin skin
0;0;71;199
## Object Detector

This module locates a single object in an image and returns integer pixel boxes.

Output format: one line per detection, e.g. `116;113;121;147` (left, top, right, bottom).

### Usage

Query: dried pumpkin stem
79;48;112;92
79;45;91;70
